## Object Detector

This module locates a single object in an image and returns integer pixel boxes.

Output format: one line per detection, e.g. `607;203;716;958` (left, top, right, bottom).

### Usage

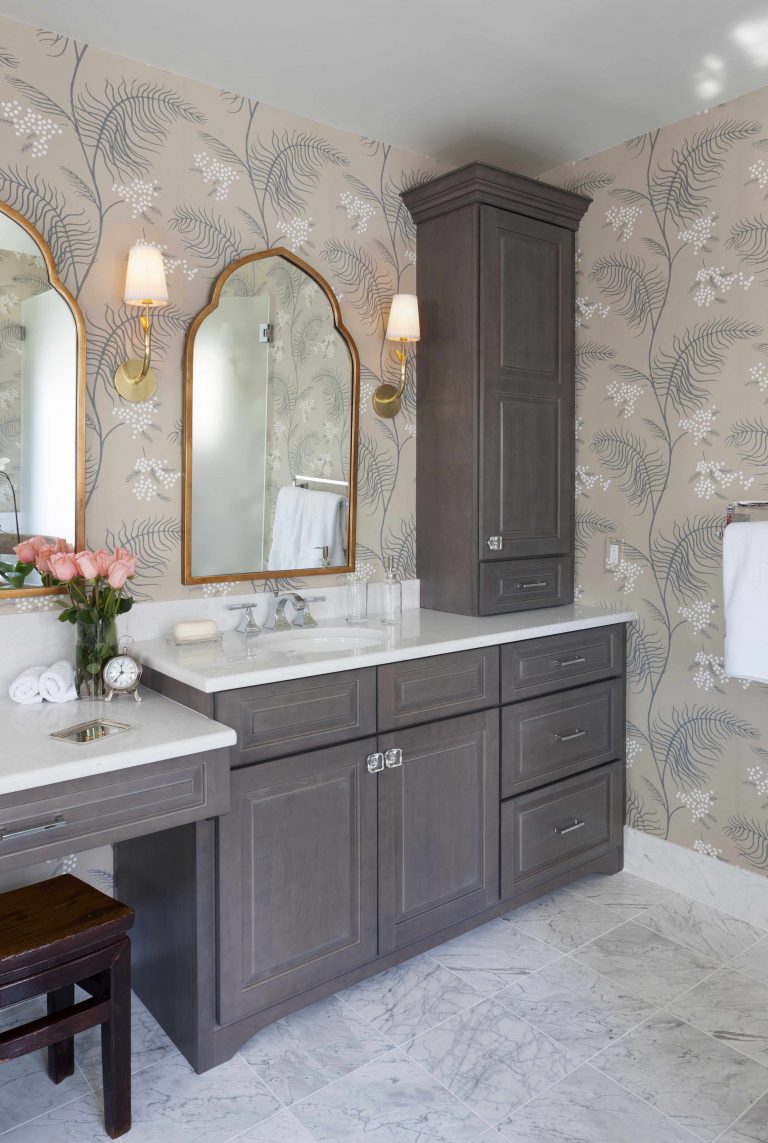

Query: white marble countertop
136;604;636;694
0;688;236;796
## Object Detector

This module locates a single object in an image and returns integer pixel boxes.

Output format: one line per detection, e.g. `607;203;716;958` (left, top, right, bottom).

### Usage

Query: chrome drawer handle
555;819;586;836
554;728;587;742
554;656;587;667
487;535;503;551
0;814;66;842
366;752;385;774
384;748;403;768
517;581;547;589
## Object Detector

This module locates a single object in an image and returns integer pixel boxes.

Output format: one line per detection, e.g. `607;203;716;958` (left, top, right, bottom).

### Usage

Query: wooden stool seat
0;875;135;1138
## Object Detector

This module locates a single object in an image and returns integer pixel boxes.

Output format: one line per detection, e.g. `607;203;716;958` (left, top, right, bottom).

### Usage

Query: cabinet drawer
501;760;624;898
479;556;572;614
0;749;230;873
215;668;376;764
501;678;624;796
377;648;499;731
502;625;624;701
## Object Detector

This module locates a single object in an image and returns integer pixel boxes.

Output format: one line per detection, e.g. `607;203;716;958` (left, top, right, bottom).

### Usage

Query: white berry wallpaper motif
0;15;444;606
545;89;768;878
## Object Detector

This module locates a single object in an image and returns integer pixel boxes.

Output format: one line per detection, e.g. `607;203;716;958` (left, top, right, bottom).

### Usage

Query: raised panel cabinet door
479;206;574;562
217;739;378;1025
378;710;500;953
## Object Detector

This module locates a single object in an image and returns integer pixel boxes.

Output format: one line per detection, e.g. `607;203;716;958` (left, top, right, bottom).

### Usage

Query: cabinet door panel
217;739;378;1024
480;206;574;562
378;711;499;953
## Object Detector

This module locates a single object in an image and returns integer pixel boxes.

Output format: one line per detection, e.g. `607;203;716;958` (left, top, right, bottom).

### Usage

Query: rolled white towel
9;665;46;705
39;660;78;703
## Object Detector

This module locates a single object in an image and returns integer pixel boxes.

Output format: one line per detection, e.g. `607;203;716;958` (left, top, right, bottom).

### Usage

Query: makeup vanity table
116;603;634;1073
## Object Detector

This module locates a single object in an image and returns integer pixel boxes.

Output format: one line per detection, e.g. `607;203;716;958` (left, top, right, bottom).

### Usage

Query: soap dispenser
380;555;402;624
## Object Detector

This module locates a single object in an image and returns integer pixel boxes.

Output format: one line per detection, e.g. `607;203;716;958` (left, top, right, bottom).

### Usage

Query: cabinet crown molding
402;161;591;230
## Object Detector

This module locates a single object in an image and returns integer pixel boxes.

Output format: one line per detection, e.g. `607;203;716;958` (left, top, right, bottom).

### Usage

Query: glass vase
75;613;118;699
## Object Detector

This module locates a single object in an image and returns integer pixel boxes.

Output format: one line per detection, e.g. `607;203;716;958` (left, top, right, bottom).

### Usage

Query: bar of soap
173;619;219;643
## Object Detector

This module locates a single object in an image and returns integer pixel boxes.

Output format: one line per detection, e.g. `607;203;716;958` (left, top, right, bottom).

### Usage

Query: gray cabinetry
217;739;378;1023
378;711;499;953
126;625;626;1072
403;163;591;616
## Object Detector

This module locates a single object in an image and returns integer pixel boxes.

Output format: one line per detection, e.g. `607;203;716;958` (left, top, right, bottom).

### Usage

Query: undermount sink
264;626;387;655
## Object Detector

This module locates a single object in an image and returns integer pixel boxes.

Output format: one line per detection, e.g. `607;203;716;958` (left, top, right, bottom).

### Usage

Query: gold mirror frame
182;247;360;585
0;201;86;599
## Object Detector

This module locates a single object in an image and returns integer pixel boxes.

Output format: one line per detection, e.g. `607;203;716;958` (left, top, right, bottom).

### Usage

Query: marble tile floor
2;871;768;1142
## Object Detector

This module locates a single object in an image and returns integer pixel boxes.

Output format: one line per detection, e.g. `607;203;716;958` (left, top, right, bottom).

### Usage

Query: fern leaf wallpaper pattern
0;16;445;605
546;91;768;878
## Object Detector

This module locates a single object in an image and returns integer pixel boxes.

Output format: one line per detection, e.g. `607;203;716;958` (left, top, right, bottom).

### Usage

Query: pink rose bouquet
4;538;137;696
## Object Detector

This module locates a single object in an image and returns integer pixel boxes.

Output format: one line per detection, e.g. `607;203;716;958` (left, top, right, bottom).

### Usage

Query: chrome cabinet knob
366;752;385;774
384;748;403;768
487;535;503;551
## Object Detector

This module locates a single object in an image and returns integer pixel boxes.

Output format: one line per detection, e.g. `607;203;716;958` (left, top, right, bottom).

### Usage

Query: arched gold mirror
0;203;86;597
182;248;360;584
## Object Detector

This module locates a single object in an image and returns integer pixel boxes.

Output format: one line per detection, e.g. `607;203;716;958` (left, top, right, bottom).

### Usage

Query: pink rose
110;549;136;578
13;536;45;564
49;551;79;581
35;544;55;575
93;550;112;577
52;537;74;554
75;550;99;579
107;558;133;589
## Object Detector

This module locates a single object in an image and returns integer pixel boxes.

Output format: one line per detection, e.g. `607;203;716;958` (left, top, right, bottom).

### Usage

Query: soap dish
51;718;130;744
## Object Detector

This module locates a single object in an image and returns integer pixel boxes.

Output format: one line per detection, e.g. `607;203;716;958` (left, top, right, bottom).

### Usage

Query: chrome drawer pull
555;818;586;836
554;656;587;667
554;728;587;743
366;752;385;774
0;814;66;843
384;748;403;768
517;581;547;589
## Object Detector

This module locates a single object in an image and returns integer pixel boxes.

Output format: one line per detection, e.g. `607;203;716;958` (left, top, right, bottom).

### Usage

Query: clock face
104;655;140;691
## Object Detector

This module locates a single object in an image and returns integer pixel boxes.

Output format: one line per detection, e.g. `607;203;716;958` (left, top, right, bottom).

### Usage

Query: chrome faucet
263;592;325;631
226;603;261;638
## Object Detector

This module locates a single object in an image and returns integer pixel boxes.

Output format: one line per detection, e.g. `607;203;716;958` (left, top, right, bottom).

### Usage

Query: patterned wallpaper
545;88;768;878
0;15;444;607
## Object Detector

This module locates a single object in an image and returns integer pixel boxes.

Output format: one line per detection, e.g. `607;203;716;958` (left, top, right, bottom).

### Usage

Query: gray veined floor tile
497;955;657;1059
593;1012;768;1142
566;871;673;915
238;993;393;1105
339;952;483;1043
75;991;179;1092
494;1063;704;1143
719;1092;768;1143
403;997;577;1124
669;968;768;1067
572;920;720;1006
503;889;622;952
2;1052;281;1142
239;1109;317;1141
427;915;560;993
0;997;91;1136
731;938;768;988
638;893;766;964
291;1049;486;1142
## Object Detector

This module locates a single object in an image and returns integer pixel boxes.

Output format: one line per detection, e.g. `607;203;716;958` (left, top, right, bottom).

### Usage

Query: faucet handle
226;602;261;638
300;594;325;628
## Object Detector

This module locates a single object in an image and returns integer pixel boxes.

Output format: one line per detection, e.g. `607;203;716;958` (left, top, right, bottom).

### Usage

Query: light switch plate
604;537;624;570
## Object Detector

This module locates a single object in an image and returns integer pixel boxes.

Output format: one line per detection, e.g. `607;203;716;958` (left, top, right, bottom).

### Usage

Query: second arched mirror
182;249;360;584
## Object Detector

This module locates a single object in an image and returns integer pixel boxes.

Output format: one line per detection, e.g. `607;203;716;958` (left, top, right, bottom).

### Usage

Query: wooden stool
0;874;135;1138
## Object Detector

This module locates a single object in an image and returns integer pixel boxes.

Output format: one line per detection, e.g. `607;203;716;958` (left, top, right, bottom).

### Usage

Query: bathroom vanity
119;604;633;1073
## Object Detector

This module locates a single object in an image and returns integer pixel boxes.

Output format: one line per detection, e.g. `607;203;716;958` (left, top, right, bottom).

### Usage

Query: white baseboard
624;827;768;929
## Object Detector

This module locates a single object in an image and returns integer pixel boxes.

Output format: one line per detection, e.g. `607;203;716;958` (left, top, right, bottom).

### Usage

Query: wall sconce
114;243;169;403
372;293;420;418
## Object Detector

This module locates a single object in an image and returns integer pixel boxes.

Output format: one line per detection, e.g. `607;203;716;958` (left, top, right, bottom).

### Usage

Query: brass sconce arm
372;343;409;418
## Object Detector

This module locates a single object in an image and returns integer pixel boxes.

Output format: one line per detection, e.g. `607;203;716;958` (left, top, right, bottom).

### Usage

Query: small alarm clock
103;647;143;703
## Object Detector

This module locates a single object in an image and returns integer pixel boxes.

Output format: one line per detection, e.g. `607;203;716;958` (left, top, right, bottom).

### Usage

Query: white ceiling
2;0;768;173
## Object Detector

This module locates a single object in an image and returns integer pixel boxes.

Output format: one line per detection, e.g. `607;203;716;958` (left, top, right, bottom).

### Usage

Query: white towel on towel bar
723;521;768;683
268;485;346;570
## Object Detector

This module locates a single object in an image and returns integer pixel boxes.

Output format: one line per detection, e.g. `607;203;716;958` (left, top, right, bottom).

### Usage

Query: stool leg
101;938;131;1139
47;985;75;1083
